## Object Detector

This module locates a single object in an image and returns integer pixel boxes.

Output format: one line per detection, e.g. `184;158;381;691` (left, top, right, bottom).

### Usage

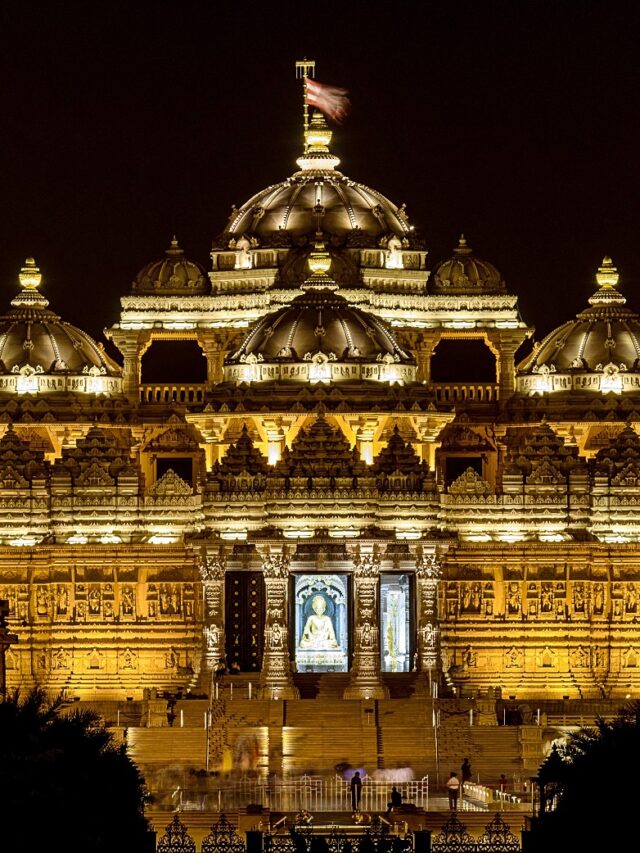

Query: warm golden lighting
596;255;619;289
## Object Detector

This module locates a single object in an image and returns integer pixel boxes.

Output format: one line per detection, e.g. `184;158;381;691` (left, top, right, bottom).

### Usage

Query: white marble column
258;545;299;699
343;544;388;699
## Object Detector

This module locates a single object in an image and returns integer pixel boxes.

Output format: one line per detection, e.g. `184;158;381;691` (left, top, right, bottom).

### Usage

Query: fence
169;776;431;814
155;812;524;853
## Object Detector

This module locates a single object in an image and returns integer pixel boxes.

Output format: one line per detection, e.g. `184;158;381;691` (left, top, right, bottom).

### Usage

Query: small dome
0;259;122;396
430;236;505;294
132;237;208;294
224;241;415;385
517;257;640;395
219;113;412;249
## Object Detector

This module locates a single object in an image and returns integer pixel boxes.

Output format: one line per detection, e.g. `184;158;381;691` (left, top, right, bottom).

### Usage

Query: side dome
218;112;413;250
0;259;122;396
430;236;505;294
517;257;640;395
224;241;415;385
132;237;208;295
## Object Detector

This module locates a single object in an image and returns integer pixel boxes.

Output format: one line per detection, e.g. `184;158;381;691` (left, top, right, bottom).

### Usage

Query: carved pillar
198;548;229;674
343;544;388;699
486;330;531;401
106;330;151;403
197;330;241;389
396;330;441;384
412;545;444;693
257;544;299;699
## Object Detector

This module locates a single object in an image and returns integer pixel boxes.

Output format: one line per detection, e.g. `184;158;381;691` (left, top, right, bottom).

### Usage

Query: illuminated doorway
294;575;348;672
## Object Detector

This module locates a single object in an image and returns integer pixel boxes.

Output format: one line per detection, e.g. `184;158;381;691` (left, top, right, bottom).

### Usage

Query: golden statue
299;594;339;649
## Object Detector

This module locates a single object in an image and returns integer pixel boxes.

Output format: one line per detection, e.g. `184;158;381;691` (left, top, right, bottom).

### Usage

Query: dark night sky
1;0;639;364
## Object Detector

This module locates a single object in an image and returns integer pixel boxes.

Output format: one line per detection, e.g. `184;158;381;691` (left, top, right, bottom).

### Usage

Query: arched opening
141;340;207;383
430;339;496;382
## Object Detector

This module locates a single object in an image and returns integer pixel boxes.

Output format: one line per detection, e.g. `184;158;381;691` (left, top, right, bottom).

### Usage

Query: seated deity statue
299;595;339;650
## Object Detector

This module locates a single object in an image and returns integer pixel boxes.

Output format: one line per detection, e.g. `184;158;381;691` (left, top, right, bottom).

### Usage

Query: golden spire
595;256;619;289
296;111;340;171
12;257;49;309
302;234;338;291
19;257;42;290
589;256;625;307
454;234;473;256
166;236;184;256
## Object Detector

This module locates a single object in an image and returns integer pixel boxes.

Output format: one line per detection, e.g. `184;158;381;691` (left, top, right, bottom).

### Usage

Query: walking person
461;757;472;793
446;771;460;810
350;771;363;812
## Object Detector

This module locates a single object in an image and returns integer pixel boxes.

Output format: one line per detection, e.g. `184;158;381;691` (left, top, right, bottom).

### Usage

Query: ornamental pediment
448;467;493;495
75;462;115;487
148;468;193;496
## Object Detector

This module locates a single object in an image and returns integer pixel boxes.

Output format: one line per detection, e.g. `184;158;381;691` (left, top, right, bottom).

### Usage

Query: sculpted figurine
299;594;339;649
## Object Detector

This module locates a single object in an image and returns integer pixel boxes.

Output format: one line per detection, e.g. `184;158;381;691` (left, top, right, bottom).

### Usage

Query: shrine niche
380;574;411;672
294;575;348;672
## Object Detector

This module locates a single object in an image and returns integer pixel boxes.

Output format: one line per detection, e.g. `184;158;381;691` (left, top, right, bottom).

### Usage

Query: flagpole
295;58;315;153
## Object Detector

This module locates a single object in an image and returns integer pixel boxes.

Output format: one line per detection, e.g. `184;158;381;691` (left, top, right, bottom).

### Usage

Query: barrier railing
165;775;430;813
431;383;499;403
140;383;206;404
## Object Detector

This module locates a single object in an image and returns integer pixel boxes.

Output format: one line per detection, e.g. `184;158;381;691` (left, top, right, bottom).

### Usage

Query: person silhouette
386;785;402;814
351;771;363;812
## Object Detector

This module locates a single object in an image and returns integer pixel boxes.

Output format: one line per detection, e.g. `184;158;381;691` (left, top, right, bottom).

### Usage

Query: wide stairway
117;682;534;791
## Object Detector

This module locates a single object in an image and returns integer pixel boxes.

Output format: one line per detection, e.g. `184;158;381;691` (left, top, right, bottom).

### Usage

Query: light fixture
9;536;38;547
148;534;178;544
283;528;314;539
220;530;248;541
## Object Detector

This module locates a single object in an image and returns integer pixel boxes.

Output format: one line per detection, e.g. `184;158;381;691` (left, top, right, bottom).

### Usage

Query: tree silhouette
0;688;150;853
532;700;640;848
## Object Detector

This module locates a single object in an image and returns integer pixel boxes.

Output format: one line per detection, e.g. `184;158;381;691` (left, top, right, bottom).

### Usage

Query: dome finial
596;256;619;289
166;236;183;256
296;111;341;171
589;256;625;307
12;257;49;309
19;258;42;291
452;234;473;257
301;234;338;291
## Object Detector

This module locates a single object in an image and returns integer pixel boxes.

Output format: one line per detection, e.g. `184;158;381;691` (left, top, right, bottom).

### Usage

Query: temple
2;66;640;788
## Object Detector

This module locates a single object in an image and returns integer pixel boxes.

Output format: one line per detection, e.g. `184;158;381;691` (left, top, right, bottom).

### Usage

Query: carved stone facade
4;85;640;716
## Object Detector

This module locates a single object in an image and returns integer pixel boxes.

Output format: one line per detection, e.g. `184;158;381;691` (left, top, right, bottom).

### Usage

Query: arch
430;338;497;382
141;340;207;383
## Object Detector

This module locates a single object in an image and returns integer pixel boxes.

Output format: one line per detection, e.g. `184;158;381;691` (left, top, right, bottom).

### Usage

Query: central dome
224;241;415;385
220;113;412;248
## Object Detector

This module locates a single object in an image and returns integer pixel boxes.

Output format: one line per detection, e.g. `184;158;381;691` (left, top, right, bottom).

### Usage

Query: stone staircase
284;698;376;775
126;727;208;766
120;696;533;794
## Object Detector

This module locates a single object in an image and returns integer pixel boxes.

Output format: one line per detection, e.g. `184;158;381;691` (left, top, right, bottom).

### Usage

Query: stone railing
140;383;207;404
431;383;499;403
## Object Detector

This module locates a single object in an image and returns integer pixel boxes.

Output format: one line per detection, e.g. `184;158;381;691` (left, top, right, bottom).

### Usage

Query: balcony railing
140;383;206;404
431;383;499;403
